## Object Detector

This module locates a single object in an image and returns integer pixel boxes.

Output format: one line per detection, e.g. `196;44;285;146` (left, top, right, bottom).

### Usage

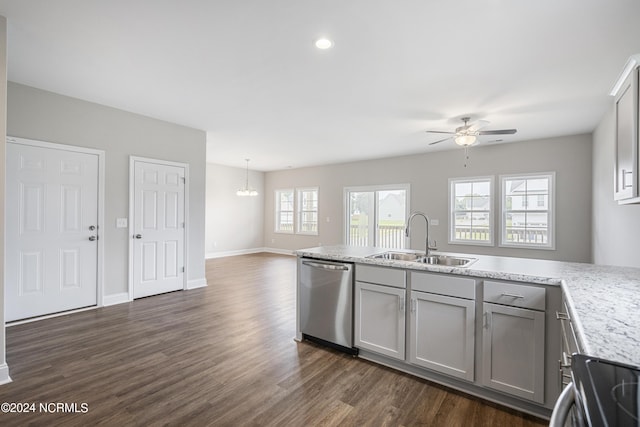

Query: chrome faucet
405;211;437;256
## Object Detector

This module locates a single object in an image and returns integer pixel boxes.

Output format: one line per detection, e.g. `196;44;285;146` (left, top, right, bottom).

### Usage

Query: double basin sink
368;251;477;267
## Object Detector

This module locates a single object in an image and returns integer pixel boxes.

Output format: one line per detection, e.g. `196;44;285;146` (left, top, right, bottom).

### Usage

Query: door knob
134;234;142;239
89;225;96;231
89;236;97;241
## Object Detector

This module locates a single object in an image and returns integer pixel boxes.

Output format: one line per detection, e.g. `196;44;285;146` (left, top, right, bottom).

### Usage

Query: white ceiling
1;1;639;171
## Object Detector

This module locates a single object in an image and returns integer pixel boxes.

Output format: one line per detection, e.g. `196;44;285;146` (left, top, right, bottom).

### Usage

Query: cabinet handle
399;295;405;312
410;298;416;314
500;292;524;299
560;351;572;368
622;169;633;189
484;312;491;328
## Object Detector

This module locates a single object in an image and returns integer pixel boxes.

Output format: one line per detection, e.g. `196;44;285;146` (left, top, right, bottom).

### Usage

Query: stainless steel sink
415;255;477;267
368;251;423;262
368;252;476;267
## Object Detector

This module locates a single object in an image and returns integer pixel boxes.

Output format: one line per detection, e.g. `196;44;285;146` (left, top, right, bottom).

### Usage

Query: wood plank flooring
0;253;546;426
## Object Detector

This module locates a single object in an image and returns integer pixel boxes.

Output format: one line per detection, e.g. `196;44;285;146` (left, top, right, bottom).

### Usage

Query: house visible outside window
275;189;294;233
449;177;493;246
500;173;555;249
297;188;319;235
344;184;409;249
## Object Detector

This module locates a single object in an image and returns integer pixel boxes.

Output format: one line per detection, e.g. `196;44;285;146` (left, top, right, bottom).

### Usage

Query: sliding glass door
345;185;409;249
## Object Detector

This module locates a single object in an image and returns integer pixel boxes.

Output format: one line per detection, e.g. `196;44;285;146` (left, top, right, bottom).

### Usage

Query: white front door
132;160;186;299
6;141;99;321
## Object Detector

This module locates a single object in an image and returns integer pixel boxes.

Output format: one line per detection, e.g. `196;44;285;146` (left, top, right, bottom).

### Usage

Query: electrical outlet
116;218;128;228
431;219;439;226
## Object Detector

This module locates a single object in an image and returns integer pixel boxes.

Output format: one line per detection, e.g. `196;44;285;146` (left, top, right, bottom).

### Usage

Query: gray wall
592;107;640;267
265;134;593;262
205;162;264;256
7;82;207;296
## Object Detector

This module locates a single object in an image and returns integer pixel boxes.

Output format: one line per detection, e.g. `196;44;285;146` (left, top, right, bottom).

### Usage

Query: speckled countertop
296;245;640;367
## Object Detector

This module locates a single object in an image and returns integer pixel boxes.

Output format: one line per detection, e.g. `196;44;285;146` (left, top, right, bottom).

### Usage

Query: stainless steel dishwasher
299;258;357;354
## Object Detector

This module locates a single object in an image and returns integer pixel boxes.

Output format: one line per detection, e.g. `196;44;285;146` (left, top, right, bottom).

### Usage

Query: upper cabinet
611;54;640;204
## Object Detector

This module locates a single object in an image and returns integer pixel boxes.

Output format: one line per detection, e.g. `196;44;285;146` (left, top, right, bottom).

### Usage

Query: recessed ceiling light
315;38;333;50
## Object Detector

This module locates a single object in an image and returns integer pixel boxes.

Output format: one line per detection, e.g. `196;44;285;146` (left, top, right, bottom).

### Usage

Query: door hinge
182;222;185;228
181;267;185;273
181;176;186;184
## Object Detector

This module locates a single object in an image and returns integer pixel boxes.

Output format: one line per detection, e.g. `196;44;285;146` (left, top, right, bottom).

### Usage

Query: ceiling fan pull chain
463;146;469;168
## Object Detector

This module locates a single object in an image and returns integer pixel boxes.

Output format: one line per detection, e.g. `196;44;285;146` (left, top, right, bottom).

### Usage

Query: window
297;188;318;235
449;177;493;246
275;189;294;233
344;184;409;249
500;173;555;249
275;188;319;235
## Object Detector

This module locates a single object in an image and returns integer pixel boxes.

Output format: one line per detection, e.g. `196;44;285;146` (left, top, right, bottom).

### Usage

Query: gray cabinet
482;281;546;403
354;265;406;360
409;272;476;381
612;55;640;203
410;291;475;381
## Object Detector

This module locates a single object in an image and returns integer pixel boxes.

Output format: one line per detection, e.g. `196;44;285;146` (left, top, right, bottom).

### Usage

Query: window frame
296;187;319;235
499;172;556;250
448;176;495;247
343;183;410;249
274;188;295;234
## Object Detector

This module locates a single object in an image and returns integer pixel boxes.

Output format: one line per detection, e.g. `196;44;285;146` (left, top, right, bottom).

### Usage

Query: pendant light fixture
237;159;258;197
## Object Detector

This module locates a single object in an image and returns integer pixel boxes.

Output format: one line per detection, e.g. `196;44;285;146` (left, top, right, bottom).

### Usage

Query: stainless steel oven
550;354;640;426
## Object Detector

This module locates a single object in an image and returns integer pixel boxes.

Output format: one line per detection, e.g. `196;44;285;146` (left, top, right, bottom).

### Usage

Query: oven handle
549;382;575;427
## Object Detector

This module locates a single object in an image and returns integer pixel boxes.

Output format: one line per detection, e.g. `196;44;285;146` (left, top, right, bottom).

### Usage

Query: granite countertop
296;245;640;367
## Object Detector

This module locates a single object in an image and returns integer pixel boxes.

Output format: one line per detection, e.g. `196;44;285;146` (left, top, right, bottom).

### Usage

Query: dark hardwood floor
0;253;546;426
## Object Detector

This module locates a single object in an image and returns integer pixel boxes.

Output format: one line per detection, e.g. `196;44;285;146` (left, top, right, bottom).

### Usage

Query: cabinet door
614;67;638;201
409;291;475;381
482;303;545;403
355;281;405;360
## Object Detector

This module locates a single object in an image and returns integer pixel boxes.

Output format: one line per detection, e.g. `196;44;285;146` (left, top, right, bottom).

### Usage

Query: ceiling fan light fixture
315;38;333;49
455;134;476;146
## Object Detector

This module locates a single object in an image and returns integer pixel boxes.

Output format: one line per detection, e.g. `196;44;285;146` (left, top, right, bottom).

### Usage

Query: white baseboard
102;292;130;307
262;247;296;256
187;278;208;290
0;363;12;385
206;248;265;259
205;247;296;259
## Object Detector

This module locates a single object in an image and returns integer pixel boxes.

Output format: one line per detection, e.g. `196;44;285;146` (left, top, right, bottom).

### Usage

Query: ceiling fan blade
425;130;455;134
467;120;490;132
478;129;517;135
428;137;452;146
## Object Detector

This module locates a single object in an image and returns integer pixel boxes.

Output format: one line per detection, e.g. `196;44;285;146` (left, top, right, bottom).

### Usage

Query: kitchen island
295;245;640;418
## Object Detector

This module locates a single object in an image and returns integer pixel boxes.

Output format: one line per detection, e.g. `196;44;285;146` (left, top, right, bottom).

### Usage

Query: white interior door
132;160;185;299
6;141;99;321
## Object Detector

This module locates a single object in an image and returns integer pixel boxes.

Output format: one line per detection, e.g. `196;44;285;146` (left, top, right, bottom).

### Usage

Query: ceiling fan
426;117;517;147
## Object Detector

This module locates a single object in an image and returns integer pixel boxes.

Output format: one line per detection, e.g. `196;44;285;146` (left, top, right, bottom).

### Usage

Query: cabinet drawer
356;264;406;289
411;271;475;300
484;281;545;311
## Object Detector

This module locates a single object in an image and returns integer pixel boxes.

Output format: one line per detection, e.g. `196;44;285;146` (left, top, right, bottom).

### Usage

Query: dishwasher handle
302;260;350;271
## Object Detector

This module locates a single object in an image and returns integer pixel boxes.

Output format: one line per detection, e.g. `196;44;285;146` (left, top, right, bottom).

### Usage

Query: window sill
499;243;556;251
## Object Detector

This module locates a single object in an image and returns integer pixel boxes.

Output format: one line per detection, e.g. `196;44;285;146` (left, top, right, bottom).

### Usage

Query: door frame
128;156;189;301
6;136;106;308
